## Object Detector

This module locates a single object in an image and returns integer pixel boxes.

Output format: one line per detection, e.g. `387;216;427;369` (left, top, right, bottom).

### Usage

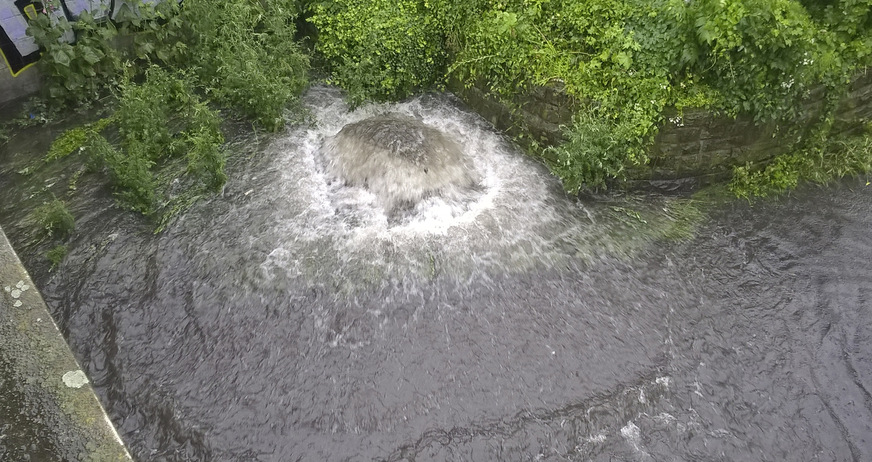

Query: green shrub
451;0;690;188
26;9;121;104
82;67;225;215
130;0;309;130
27;0;308;130
547;111;642;192
33;200;75;238
309;0;446;105
730;133;872;198
446;0;871;191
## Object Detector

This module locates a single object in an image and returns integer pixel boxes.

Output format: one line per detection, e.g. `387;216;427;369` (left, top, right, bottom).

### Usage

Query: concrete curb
0;225;132;461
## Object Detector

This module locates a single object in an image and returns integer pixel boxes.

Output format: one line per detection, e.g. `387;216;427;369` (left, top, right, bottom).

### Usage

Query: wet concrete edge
0;225;132;461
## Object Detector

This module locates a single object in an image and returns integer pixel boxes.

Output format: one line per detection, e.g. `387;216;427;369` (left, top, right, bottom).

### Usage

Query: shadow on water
1;87;872;461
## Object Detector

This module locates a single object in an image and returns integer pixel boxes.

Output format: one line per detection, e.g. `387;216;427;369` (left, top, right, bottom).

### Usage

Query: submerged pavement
0;225;131;461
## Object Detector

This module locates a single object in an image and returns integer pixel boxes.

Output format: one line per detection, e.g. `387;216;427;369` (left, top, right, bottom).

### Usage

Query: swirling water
1;87;871;461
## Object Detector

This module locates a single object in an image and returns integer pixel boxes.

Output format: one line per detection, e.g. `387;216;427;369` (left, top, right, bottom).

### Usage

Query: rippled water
1;87;871;461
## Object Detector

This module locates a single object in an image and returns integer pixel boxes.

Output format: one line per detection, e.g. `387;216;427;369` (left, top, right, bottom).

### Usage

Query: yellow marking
2;51;38;77
24;4;38;20
2;4;41;77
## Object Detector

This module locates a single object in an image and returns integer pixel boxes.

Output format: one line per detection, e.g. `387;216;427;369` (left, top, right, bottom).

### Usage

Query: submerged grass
46;245;69;270
45;116;116;162
32;200;75;239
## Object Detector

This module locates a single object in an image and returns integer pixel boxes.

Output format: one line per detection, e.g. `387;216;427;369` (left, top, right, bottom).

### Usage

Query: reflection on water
1;87;871;461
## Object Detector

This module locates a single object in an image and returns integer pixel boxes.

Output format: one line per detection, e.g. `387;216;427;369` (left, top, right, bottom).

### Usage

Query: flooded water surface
1;87;871;461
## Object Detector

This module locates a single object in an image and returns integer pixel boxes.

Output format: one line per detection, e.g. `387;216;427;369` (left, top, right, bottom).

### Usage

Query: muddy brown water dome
322;115;477;210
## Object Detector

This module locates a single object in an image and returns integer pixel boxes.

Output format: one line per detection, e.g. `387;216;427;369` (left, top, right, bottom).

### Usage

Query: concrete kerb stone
0;225;133;461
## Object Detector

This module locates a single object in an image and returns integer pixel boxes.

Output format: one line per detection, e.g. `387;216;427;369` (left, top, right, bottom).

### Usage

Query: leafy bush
730;133;872;198
446;0;871;191
84;67;225;215
126;0;309;130
28;0;308;130
26;8;120;104
177;0;309;130
308;0;446;105
547;111;642;192
689;0;829;122
450;0;691;189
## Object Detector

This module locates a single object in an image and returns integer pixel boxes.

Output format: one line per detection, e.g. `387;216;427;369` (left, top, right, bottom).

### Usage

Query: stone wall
450;70;872;190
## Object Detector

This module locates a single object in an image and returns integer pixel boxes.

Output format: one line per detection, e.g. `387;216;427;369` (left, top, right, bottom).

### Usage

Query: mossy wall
450;70;872;191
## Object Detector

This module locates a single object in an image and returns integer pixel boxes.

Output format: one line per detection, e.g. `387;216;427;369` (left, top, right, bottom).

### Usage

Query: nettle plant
84;66;226;216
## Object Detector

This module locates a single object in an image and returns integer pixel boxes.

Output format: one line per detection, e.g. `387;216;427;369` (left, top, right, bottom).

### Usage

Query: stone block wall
450;70;872;190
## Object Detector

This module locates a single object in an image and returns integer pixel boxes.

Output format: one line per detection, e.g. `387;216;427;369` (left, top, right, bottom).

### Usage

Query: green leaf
613;52;631;69
52;48;72;67
80;46;102;64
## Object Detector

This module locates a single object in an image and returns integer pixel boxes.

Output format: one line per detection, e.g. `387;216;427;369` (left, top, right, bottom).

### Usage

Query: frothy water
3;85;870;461
248;86;645;290
322;114;478;211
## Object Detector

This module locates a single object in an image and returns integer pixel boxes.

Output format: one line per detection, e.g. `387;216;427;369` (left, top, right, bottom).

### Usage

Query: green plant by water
30;0;310;230
31;199;75;239
23;0;872;207
46;245;68;271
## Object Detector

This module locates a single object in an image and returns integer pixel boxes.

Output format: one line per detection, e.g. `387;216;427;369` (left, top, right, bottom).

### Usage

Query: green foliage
800;0;872;64
21;0;872;196
88;132;158;214
32;200;75;239
26;9;121;104
79;67;225;215
130;0;309;130
690;0;830;122
46;245;69;270
450;0;692;189
444;0;871;191
547;110;641;192
45;116;115;161
309;0;445;105
730;133;872;198
27;0;310;229
27;0;308;130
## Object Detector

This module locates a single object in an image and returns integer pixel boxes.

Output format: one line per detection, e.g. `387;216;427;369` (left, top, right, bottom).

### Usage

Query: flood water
1;87;871;461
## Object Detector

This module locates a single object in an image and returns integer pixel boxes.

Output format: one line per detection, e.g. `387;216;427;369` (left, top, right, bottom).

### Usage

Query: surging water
233;86;670;292
1;86;871;461
322;114;477;211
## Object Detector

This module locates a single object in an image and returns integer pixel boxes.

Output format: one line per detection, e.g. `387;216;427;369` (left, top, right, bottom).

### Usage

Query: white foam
250;86;618;288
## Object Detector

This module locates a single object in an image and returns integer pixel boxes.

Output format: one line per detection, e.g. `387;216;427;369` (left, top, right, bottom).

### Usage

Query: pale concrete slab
0;225;132;461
